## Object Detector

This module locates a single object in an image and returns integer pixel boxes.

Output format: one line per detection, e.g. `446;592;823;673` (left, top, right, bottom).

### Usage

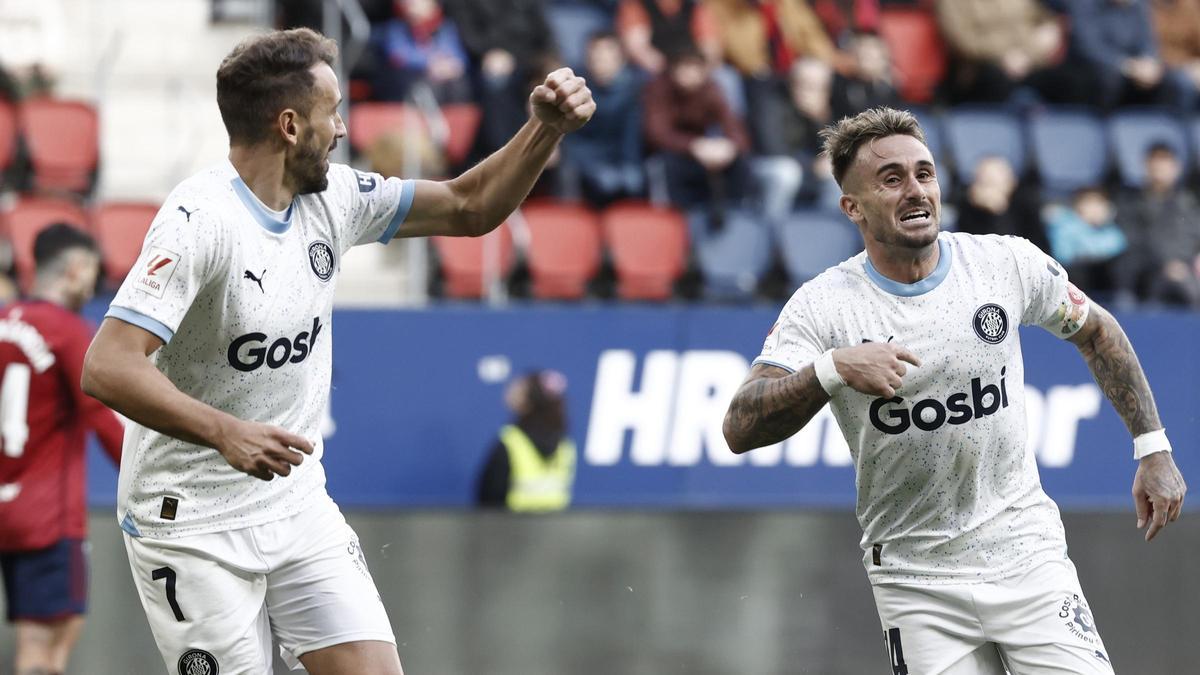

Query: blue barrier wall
85;304;1199;510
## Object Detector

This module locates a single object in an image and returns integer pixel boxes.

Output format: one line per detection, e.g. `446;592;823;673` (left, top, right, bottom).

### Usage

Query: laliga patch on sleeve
762;321;781;354
135;247;182;299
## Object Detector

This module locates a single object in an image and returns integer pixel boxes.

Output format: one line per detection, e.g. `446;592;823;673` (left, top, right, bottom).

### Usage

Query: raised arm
1067;302;1186;540
82;319;313;481
394;68;595;239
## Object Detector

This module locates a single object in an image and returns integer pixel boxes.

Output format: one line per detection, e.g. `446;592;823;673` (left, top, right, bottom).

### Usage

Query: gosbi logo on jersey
869;367;1009;434
136;247;182;299
308;240;335;282
227;317;323;372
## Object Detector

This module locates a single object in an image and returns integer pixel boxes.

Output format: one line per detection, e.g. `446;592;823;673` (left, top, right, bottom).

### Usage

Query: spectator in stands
708;0;838;161
369;0;472;103
1116;142;1200;306
644;45;751;224
1064;0;1192;108
955;155;1049;252
812;0;880;47
1043;186;1129;296
936;0;1083;105
1150;0;1200;106
563;31;645;207
750;57;841;213
0;0;62;97
617;0;721;74
831;31;898;118
443;0;559;155
476;370;576;512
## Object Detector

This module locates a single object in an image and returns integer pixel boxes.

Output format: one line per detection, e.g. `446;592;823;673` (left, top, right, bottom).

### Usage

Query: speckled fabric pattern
757;232;1086;585
107;161;412;539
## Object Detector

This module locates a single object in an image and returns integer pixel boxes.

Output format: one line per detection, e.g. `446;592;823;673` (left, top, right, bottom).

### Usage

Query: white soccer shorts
123;493;395;674
872;557;1113;675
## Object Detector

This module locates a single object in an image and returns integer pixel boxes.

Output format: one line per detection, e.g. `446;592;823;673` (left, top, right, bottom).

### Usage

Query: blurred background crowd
3;0;1200;308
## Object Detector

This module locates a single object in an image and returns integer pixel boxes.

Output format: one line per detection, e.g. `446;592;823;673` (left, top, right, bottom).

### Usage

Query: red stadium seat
92;202;158;287
19;98;99;193
601;201;688;301
349;102;481;168
432;224;514;299
521;200;602;300
2;197;89;292
877;9;947;104
0;102;16;172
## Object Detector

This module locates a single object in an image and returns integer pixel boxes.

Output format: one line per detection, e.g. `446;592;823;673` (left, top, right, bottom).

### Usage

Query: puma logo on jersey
244;269;266;293
176;205;198;221
227;317;323;372
869;368;1009;434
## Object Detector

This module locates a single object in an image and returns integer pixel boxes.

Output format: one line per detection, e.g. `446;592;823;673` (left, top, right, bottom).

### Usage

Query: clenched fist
833;342;922;398
530;67;596;135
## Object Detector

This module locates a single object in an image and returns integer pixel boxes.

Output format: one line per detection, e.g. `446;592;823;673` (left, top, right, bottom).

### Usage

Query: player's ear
278;109;300;146
840;193;861;225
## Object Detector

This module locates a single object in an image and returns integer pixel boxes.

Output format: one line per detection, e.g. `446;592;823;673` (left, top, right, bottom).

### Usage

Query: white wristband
813;349;846;395
1133;429;1172;460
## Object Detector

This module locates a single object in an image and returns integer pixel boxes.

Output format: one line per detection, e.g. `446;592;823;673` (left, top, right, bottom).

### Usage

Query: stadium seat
601;201;689;301
92;202;158;287
691;209;771;300
1108;108;1191;188
1028;107;1109;196
0;102;16;173
778;210;862;286
545;1;612;70
944;107;1026;184
520;200;602;300
431;224;515;299
19;98;99;193
2;197;89;292
877;8;947;104
349;102;481;168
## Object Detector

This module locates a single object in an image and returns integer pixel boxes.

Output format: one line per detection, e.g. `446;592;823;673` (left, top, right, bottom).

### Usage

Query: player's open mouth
900;209;931;224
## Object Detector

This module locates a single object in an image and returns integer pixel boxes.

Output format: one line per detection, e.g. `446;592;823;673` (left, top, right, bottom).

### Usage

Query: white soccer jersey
757;231;1090;585
108;161;413;538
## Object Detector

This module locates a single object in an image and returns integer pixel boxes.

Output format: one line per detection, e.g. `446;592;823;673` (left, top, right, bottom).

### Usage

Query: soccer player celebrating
723;108;1186;674
0;225;123;675
82;28;593;675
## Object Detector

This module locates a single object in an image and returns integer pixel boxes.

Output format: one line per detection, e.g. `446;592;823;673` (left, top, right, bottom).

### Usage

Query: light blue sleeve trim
377;179;415;244
106;306;175;344
750;358;798;373
120;513;142;537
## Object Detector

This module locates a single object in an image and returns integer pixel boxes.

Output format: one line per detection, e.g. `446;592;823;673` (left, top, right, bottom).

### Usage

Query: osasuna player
723;108;1186;674
0;225;123;675
81;28;594;675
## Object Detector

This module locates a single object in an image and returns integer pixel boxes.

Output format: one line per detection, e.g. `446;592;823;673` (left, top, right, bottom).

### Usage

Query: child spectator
1044;187;1128;296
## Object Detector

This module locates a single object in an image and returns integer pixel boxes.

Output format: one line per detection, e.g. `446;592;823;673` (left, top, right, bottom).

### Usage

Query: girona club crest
178;649;219;675
972;303;1009;345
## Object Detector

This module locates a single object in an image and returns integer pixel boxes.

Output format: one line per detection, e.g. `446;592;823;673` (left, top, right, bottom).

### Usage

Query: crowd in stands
284;0;1200;306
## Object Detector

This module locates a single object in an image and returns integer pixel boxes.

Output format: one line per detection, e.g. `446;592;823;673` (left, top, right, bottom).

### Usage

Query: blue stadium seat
690;209;772;300
944;107;1026;184
545;2;613;70
1028;107;1109;196
1108;108;1191;188
778;210;862;286
1188;116;1200;179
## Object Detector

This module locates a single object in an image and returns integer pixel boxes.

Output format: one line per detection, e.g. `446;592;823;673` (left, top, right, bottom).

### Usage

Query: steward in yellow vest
476;370;576;512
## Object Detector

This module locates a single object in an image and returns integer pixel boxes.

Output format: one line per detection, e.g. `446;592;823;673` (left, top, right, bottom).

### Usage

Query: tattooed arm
1068;302;1187;541
724;343;921;454
723;364;830;454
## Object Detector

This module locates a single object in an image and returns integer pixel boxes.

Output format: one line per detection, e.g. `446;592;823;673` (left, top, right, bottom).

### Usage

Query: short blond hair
819;107;927;187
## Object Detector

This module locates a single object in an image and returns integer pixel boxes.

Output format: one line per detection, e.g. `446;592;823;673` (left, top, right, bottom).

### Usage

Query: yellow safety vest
501;425;576;513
